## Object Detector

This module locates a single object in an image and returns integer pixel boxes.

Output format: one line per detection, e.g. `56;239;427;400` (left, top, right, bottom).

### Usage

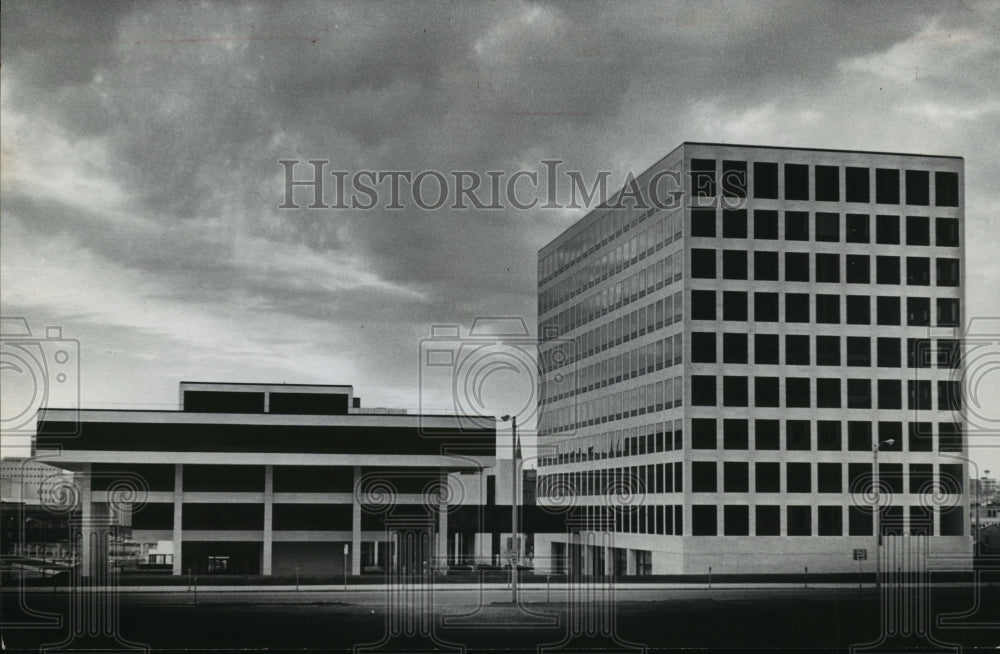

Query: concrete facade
535;142;971;575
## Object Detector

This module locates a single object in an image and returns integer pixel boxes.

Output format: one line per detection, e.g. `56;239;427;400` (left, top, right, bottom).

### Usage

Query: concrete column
262;464;273;576
626;549;636;576
172;464;183;575
78;469;92;577
437;473;448;570
351;466;362;575
605;542;614;578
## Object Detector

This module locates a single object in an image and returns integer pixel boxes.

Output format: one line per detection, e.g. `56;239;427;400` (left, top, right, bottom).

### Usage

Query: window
910;505;933;536
787;506;812;536
691;375;716;406
785;335;810;365
817;421;842;450
692;462;717;492
940;463;964;494
909;463;933;493
691;159;716;198
939;423;963;452
876;214;900;244
876;256;900;285
937;340;960;368
815;166;839;202
849;506;874;536
691;290;716;320
847;379;872;409
754;162;779;199
692;419;716;449
816;335;840;366
756;505;780;536
937;298;960;327
846;254;870;284
909;380;933;410
754;292;779;322
817;378;841;408
846;295;870;324
936;258;960;286
846;336;871;367
755;419;780;450
722;333;748;364
787;419;811;449
723;376;748;407
754;251;779;280
722;291;748;321
877;337;901;368
691;248;716;278
722;250;747;280
816;294;840;323
724;505;749;535
692;505;717;535
785;164;809;200
848;421;872;451
878;422;903;452
877;379;902;410
817;464;842;493
846;167;870;203
785;211;809;240
690;208;716;237
849;462;873;495
936;217;959;247
722;161;747;199
754;376;780;407
906;170;930;206
785;293;809;323
816;253;840;283
879;463;904;495
908;338;932;368
906;215;930;245
756;462;780;492
724;462;749;492
907;297;931;326
750;333;779;367
754;209;779;239
846;213;870;243
785;252;810;281
815;212;839;241
935;171;959;207
908;422;933;453
876;168;900;204
723;419;749;450
818;506;842;535
691;332;716;363
722;209;747;238
907;256;931;285
876;296;900;326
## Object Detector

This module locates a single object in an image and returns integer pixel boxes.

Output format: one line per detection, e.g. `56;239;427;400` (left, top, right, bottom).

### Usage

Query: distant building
0;458;72;505
536;142;970;575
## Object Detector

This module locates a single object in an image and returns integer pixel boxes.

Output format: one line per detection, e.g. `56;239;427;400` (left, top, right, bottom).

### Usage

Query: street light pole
874;439;895;590
501;414;519;604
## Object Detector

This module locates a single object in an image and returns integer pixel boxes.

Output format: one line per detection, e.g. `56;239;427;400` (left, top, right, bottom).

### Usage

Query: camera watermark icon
1;317;80;437
418;317;576;434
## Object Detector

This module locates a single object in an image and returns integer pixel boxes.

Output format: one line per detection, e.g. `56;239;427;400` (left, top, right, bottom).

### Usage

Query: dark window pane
755;419;780;450
722;250;747;280
722;291;748;321
815;166;839;202
787;462;811;492
691;375;716;406
847;336;871;367
935;171;959;207
754;376;780;407
785;164;809;201
877;296;900;326
936;258;960;286
754;209;778;239
724;463;749;493
876;168;900;204
906;170;929;206
906;215;930;246
816;294;840;324
692;418;717;449
723;419;749;450
722;209;747;238
815;212;839;241
692;505;717;536
755;334;779;365
754;162;779;199
691;290;716;320
690;208;716;237
847;379;871;409
848;421;872;451
845;167;870;203
691;159;716;198
876;256;900;284
692;462;717;492
691;332;716;363
785;293;810;323
787;506;812;536
691;248;716;278
846;213;870;243
847;295;871;324
907;256;931;285
754;292;779;322
785;252;810;281
723;504;749;535
722;160;747;199
785;211;809;240
907;297;931;326
754;251;779;280
816;335;840;366
756;505;780;535
818;464;842;493
786;334;810;365
936;298;960;327
817;378;841;408
846;255;870;284
818;505;842;535
876;214;900;244
723;376;749;407
816;254;840;283
722;333;748;364
936;217;959;247
817;421;842;451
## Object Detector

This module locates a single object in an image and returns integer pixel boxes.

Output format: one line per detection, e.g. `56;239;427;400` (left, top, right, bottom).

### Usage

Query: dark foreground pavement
3;585;998;652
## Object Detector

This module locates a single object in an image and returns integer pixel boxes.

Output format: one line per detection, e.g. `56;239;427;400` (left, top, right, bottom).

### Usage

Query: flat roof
682;141;964;160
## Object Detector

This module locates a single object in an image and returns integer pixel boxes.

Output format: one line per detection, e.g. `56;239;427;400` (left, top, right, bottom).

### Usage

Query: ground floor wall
533;533;973;575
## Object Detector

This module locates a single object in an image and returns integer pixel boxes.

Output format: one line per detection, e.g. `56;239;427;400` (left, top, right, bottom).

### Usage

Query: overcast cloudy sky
2;1;999;469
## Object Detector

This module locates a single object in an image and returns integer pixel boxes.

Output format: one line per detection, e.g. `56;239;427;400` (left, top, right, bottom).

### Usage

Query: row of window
691;248;961;287
690;159;959;207
690;375;962;413
538;375;683;435
690;290;959;326
692;334;961;369
689;419;960;453
540;214;681;313
539;421;684;468
691;210;959;246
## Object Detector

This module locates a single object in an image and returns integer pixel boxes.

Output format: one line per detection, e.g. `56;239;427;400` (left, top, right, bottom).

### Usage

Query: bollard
546;575;551;603
708;566;712;589
804;566;808;589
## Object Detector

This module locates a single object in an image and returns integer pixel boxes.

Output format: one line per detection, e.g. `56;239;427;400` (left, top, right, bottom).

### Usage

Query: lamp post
500;414;518;604
874;438;895;589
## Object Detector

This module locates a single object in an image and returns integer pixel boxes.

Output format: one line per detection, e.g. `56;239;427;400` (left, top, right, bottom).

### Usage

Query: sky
1;1;999;473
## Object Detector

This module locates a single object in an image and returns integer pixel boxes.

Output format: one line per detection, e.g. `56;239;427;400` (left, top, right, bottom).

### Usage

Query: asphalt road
3;585;998;652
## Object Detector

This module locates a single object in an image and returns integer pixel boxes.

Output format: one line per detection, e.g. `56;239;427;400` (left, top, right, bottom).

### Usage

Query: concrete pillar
437;473;448;570
351;466;362;575
605;543;614;578
262;464;273;575
78;470;92;577
172;464;183;575
626;549;636;576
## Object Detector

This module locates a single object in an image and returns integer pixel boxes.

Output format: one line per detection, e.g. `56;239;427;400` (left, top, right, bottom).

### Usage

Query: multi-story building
535;142;970;575
35;381;502;577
